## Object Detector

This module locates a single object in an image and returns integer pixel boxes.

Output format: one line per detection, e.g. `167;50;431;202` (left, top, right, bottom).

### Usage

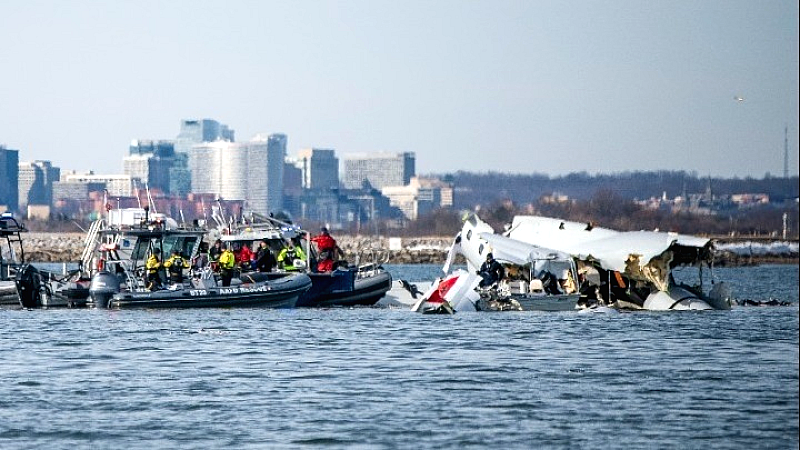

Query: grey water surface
1;264;797;449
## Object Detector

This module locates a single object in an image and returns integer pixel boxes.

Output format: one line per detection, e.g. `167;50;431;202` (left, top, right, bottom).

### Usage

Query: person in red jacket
311;227;343;272
236;243;255;272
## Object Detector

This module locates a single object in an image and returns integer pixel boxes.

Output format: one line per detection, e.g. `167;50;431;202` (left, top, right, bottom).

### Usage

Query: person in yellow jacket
145;248;162;291
163;249;190;284
277;241;307;271
218;245;236;287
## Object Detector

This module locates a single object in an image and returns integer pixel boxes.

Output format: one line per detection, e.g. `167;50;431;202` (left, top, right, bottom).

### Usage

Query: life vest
219;250;236;270
278;247;305;271
316;258;334;272
313;234;337;252
166;255;187;275
146;255;161;274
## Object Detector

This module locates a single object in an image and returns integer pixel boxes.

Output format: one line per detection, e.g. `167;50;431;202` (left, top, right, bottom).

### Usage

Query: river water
1;264;797;449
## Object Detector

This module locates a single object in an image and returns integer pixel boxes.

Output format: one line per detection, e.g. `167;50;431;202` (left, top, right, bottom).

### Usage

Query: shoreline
14;232;800;266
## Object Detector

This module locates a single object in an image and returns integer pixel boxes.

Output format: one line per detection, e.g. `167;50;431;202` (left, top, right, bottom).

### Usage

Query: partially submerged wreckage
506;215;732;310
411;213;732;313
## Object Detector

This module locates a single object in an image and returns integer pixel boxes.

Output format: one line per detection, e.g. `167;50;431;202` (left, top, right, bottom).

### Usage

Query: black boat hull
103;273;312;309
296;269;393;308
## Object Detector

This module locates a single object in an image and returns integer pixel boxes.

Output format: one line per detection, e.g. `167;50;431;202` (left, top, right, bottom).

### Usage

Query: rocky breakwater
22;232;86;263
336;236;458;265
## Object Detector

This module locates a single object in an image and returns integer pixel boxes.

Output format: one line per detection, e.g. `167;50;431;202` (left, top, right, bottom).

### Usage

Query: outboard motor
14;263;43;308
89;270;121;308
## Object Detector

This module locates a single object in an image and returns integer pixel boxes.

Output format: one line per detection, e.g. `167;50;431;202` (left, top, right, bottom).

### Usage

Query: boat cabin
0;213;26;282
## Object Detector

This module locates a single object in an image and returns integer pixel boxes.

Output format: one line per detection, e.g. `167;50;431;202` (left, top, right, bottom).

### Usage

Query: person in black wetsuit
478;252;505;287
255;240;276;273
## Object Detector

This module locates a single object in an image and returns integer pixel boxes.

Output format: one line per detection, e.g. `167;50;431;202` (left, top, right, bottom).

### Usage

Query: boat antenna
216;197;226;223
146;182;157;214
102;189;110;223
216;197;233;233
212;206;224;228
134;180;142;209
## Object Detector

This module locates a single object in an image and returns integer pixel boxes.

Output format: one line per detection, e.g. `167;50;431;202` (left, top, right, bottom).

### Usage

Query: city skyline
1;1;798;178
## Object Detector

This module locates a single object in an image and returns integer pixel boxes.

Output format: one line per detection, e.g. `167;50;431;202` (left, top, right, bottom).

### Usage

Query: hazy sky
1;0;798;178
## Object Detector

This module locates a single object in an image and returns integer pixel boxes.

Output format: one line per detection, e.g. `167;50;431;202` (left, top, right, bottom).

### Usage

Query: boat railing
103;260;149;292
80;219;105;277
354;248;390;277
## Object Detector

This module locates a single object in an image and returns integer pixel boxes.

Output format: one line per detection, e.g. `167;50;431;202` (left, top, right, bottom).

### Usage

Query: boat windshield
131;238;163;262
161;235;199;258
130;235;198;262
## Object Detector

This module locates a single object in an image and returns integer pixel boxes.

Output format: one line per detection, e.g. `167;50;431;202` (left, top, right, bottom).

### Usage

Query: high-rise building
123;154;173;194
381;176;447;220
173;119;235;195
169;153;191;196
0;146;20;212
59;172;133;197
175;119;234;153
297;148;339;190
52;181;106;203
121;140;178;195
129;139;175;158
189;133;286;215
18;160;60;209
342;152;415;189
264;134;287;214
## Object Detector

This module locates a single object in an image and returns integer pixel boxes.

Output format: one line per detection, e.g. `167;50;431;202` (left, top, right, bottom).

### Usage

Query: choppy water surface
1;265;797;449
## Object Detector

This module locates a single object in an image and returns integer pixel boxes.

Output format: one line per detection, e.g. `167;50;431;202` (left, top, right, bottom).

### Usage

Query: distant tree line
401;171;800;238
435;170;799;208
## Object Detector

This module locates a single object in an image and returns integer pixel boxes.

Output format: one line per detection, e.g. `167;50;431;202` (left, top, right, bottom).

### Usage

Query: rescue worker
145;248;162;291
310;227;344;272
191;242;209;270
277;241;306;271
255;240;276;272
478;252;505;288
316;250;334;272
164;249;190;285
218;244;236;287
208;239;223;272
237;243;255;271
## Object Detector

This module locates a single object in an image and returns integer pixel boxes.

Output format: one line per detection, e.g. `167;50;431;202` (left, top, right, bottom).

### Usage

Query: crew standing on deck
311;227;343;272
255;240;276;272
164;249;190;285
218;245;236;287
208;239;223;272
145;248;162;290
191;242;209;270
